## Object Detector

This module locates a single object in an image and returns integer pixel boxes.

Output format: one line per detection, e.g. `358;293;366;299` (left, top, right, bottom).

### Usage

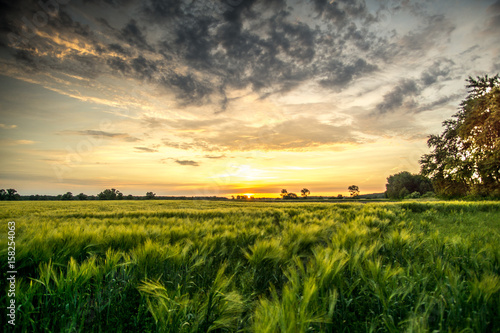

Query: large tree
385;171;433;199
420;74;500;196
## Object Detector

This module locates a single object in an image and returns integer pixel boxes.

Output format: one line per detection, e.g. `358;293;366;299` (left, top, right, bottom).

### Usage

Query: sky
0;0;499;197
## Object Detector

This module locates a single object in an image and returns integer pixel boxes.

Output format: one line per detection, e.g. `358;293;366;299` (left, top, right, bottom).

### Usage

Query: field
1;200;499;332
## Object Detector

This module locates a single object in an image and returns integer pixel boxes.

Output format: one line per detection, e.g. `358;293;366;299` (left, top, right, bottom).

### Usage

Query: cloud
174;159;200;166
161;116;360;152
0;139;35;145
420;59;455;86
204;154;226;159
311;0;373;26
0;0;433;111
0;124;17;129
399;15;455;54
142;0;184;23
320;58;378;88
64;130;140;142
375;79;420;114
416;93;462;113
134;146;158;153
118;19;154;52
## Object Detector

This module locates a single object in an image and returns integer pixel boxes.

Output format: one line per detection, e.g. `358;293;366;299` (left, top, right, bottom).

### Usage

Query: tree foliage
348;185;359;198
385;171;433;199
420;74;500;197
97;188;124;200
300;188;310;197
0;188;20;200
282;192;298;199
61;192;73;200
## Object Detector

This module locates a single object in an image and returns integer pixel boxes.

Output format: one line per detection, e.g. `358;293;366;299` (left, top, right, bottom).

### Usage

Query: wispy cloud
61;130;140;142
0;139;35;145
174;159;200;166
0;124;17;129
134;146;158;153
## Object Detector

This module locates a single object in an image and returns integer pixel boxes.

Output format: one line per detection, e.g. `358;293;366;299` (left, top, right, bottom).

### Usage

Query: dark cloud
1;0;385;107
108;43;131;56
134;146;158;152
0;0;483;117
311;0;373;25
66;130;140;142
320;58;377;88
107;56;130;74
420;59;454;86
131;56;157;79
83;0;135;6
119;19;153;52
142;0;183;23
173;17;214;68
162;73;213;104
375;79;420;114
174;159;200;166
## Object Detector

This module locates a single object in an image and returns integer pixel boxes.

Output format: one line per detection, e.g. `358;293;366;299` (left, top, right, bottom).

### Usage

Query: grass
1;200;499;332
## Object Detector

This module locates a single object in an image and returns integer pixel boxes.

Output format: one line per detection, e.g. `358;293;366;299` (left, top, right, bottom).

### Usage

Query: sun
243;193;254;198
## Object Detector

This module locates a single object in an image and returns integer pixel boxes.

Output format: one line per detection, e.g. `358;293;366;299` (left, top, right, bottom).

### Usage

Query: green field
1;201;499;332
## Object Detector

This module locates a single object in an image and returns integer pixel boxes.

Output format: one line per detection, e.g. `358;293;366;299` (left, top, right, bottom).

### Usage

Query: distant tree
300;188;310;198
420;74;500;197
283;192;298;199
348;185;360;198
146;192;156;199
0;189;21;201
76;193;88;200
337;194;343;199
61;192;73;200
280;189;288;198
97;188;123;200
126;194;134;200
385;171;433;199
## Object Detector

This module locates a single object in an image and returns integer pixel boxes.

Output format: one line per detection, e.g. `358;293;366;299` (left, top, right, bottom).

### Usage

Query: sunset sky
0;0;499;197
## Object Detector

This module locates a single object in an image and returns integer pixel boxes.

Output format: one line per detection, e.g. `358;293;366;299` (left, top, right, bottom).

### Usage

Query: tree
97;188;123;200
61;192;73;200
76;193;88;200
146;192;156;199
283;192;298;199
280;189;288;198
420;74;500;197
385;171;433;199
348;185;359;198
0;189;20;200
300;188;310;198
